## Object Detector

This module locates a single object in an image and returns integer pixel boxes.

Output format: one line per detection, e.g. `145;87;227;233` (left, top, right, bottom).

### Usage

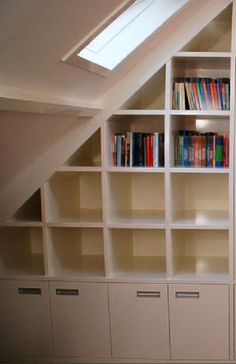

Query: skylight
78;0;188;71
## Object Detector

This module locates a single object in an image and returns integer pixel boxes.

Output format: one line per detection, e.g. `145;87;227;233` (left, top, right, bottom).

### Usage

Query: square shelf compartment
45;172;103;224
7;190;42;223
181;5;232;52
107;172;165;226
119;66;165;110
63;129;101;167
170;173;228;228
105;115;164;167
109;228;166;279
171;229;229;280
0;227;44;276
170;115;229;168
47;227;105;277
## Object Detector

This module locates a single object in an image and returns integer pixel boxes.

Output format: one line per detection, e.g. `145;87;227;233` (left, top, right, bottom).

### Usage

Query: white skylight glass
78;0;188;70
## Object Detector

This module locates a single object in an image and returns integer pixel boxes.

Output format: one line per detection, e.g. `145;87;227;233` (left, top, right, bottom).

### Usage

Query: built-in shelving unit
0;4;234;284
1;2;236;363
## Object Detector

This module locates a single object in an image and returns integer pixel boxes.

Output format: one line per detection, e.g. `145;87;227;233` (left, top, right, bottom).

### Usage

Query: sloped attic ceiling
0;0;232;224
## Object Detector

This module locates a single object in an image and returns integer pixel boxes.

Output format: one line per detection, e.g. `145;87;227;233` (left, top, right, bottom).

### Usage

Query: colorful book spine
173;78;230;110
174;131;229;168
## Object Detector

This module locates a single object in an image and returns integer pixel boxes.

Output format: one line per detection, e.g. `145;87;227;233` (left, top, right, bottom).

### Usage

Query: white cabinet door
108;283;170;360
49;282;111;358
169;284;229;360
0;280;52;356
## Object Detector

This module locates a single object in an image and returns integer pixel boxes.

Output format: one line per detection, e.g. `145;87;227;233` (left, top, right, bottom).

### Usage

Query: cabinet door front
169;284;229;360
109;283;170;359
0;280;52;356
49;282;111;358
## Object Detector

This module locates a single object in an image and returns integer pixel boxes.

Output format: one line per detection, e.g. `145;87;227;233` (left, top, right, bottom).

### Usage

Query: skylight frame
62;0;188;76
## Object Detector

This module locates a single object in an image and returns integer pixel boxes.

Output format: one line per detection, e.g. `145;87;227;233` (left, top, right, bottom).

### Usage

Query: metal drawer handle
137;291;161;298
18;288;41;295
176;291;199;299
56;289;79;296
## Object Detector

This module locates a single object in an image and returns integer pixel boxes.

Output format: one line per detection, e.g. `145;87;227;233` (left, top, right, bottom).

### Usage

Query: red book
223;134;229;167
200;135;206;167
193;135;200;167
146;134;153;167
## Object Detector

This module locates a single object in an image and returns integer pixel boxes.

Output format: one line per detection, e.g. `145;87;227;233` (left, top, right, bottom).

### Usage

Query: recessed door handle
56;289;79;296
18;288;41;295
175;291;199;299
137;291;161;298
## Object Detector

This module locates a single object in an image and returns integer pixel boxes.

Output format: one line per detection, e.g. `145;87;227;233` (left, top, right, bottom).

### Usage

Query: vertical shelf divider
165;60;173;279
101;123;111;277
40;185;49;277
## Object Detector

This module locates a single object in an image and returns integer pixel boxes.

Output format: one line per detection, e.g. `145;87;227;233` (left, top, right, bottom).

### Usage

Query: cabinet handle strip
137;291;161;298
18;288;41;295
175;291;199;299
56;289;79;296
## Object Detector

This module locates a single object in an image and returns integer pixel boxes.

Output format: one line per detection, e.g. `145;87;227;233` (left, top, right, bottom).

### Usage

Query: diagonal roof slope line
0;0;232;224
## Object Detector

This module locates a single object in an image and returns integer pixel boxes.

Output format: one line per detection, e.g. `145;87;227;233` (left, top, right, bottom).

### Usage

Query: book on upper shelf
172;78;230;111
174;130;229;168
112;132;164;167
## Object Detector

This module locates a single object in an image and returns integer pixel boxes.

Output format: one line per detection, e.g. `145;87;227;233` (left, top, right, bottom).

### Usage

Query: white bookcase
0;3;235;362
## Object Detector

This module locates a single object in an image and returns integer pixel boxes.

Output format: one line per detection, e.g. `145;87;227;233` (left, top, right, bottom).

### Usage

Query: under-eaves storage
0;2;236;363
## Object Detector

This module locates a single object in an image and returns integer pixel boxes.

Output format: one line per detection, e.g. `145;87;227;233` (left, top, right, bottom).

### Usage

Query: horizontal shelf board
111;256;166;279
175;51;232;58
171;210;229;228
49;255;105;278
57;166;102;172
3;220;43;227
0;254;45;277
107;223;166;229
170;110;230;117
170;167;229;174
46;209;103;225
114;109;165;115
108;210;166;226
107;167;165;173
173;256;229;281
46;222;104;228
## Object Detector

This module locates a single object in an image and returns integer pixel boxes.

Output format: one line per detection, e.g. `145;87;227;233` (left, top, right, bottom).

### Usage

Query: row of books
112;132;164;167
173;78;230;110
174;131;229;167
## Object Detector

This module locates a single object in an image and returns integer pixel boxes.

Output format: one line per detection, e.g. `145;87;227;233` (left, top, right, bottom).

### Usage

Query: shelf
107;172;165;226
170;168;229;174
47;227;105;277
170;173;228;225
107;167;165;173
172;229;229;280
181;5;232;52
109;228;166;278
120;66;165;110
107;210;165;228
44;171;103;224
171;210;229;229
6;190;42;224
63;129;101;167
0;227;45;276
173;257;229;281
170;110;230;116
114;110;166;115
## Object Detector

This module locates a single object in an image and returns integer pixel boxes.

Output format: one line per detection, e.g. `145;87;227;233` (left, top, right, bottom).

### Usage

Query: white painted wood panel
109;283;170;360
169;284;229;360
49;281;111;358
0;280;52;356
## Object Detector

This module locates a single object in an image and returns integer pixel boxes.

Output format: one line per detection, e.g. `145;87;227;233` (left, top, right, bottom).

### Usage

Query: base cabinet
49;281;111;358
0;280;52;356
108;283;170;360
169;284;229;360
